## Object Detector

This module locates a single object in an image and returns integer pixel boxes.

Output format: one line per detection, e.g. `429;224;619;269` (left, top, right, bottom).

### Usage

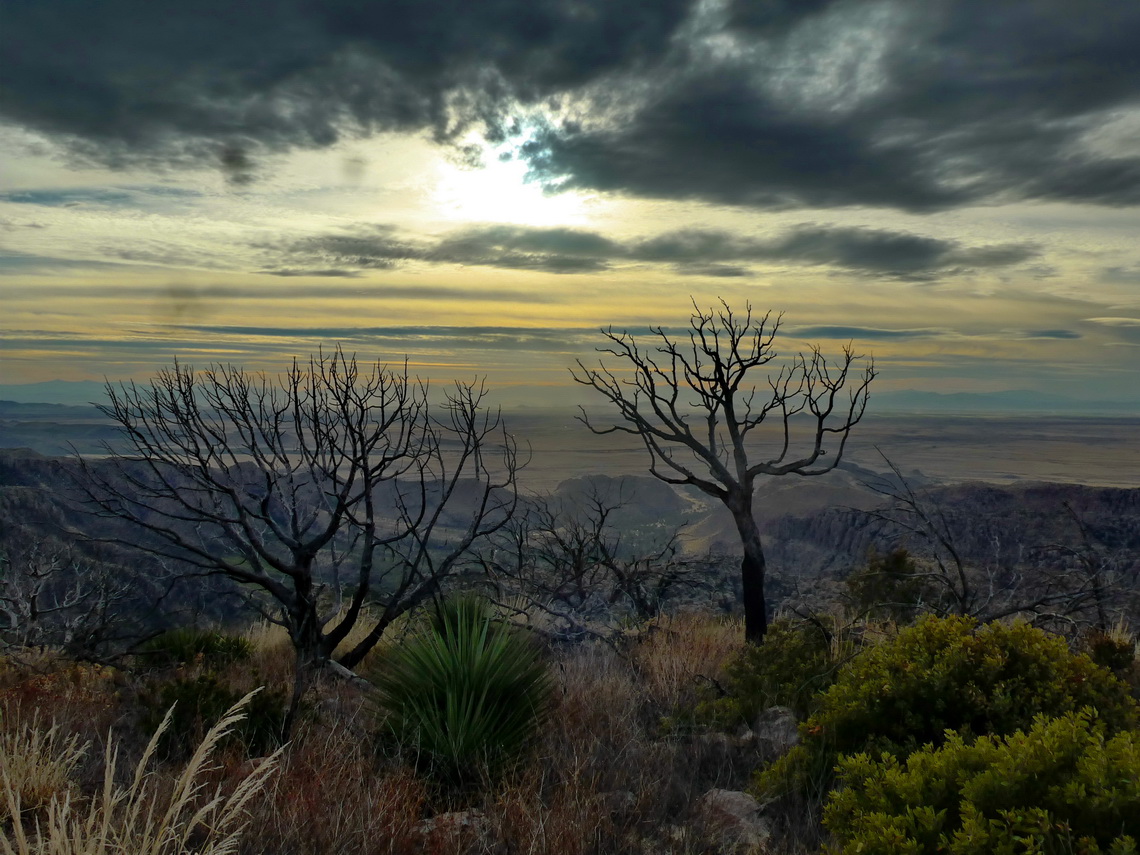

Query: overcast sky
2;0;1139;410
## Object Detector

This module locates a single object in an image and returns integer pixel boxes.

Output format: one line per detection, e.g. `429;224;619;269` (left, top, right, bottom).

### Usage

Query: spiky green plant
371;596;552;785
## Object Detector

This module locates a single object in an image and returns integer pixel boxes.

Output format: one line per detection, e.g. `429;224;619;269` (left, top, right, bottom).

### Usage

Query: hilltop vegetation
2;442;1140;852
3;604;1138;854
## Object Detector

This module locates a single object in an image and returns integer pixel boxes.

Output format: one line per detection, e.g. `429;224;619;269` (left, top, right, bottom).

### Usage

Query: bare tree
1040;502;1140;631
76;348;518;683
480;485;705;640
572;300;875;642
0;539;140;657
859;453;1139;629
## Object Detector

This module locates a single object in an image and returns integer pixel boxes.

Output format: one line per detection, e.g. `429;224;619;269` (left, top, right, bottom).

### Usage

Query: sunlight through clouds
432;149;594;227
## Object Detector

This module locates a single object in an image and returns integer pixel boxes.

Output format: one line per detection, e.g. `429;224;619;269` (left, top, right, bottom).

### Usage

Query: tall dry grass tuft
246;716;428;855
0;711;87;821
1;691;280;855
630;612;744;714
241;623;297;689
475;619;756;855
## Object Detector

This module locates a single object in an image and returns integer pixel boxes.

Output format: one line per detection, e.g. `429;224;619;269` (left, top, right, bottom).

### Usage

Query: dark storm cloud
631;226;1039;278
0;0;690;169
430;226;619;272
524;74;956;212
723;0;839;34
5;0;1139;213
274;223;1038;279
262;267;363;278
527;0;1140;211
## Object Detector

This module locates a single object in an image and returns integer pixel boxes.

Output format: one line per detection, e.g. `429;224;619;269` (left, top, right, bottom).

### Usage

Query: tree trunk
283;582;324;739
729;498;769;644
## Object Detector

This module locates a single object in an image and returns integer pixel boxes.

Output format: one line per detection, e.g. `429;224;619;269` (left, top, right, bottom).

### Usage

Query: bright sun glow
433;153;591;227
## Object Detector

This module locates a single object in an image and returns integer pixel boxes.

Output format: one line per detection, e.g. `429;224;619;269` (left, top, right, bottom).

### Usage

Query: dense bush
845;548;940;624
1084;628;1139;697
687;617;852;727
756;615;1138;801
370;596;552;786
824;709;1140;854
139;674;287;758
138;627;252;670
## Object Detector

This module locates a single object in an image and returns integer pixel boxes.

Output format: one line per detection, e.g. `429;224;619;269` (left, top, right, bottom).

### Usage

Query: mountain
873;390;1140;415
0;380;111;406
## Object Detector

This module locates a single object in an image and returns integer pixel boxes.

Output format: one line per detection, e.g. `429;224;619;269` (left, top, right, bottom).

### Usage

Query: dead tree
0;539;138;657
76;348;518;679
480;485;704;639
858;453;1136;629
572;300;875;642
859;453;978;617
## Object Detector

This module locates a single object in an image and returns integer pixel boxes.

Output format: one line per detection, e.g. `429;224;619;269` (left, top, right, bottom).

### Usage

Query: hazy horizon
2;1;1139;413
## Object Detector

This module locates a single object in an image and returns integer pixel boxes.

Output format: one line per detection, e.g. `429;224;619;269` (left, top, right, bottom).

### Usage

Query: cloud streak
270;222;1039;280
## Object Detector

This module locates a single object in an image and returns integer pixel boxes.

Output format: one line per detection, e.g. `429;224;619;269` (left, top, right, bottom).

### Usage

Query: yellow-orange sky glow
2;0;1139;413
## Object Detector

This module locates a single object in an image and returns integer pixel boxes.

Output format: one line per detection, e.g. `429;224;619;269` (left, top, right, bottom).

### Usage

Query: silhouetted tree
573;300;875;642
77;348;518;689
863;453;1140;629
0;538;140;657
480;485;705;639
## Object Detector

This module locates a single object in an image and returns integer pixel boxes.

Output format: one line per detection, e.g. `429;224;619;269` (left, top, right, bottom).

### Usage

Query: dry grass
3;611;796;855
248;729;426;855
2;692;280;855
630;611;744;712
0;711;87;822
243;609;416;683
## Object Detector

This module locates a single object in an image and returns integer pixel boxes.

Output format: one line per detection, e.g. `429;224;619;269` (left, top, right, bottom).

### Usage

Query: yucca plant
371;596;552;786
1;691;281;855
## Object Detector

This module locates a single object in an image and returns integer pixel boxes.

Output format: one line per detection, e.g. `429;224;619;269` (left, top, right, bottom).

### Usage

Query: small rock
601;789;637;816
697;788;772;852
415;809;491;852
753;706;799;756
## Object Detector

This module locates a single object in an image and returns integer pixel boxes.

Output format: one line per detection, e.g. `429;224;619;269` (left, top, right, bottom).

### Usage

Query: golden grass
0;711;87;822
1;692;281;855
630;611;745;712
243;608;415;682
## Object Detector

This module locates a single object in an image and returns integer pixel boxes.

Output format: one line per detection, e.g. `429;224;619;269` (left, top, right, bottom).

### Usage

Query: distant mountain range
871;389;1140;415
0;380;110;406
2;380;1139;415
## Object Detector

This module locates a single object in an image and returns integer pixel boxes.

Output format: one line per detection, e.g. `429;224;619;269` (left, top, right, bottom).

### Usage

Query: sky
2;0;1139;411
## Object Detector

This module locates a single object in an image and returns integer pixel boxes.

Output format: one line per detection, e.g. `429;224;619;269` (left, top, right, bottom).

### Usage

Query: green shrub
1084;628;1139;697
139;674;287;758
370;596;552;786
139;627;252;670
755;615;1138;801
824;709;1140;855
846;548;940;624
688;617;852;728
